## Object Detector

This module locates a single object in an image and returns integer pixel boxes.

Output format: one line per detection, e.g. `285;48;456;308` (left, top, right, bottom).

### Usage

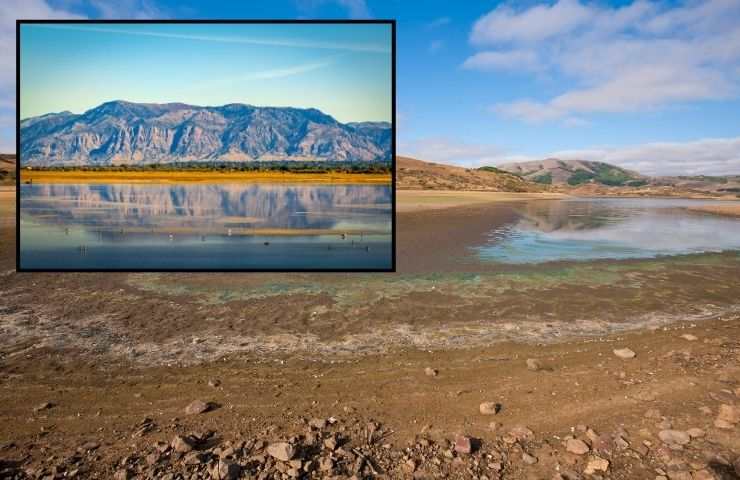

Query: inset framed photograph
17;20;395;271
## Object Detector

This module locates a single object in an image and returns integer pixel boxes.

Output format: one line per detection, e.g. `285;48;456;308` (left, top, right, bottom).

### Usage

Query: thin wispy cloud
248;58;337;80
184;56;340;93
29;24;390;53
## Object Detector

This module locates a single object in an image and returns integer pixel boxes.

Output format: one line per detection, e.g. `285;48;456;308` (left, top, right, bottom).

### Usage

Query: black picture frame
15;19;396;273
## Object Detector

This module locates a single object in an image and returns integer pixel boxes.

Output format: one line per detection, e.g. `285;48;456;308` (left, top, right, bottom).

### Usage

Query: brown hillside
0;154;15;186
396;156;544;192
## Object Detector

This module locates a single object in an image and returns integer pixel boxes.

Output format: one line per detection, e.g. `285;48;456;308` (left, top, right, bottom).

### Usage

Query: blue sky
3;0;740;175
20;23;391;122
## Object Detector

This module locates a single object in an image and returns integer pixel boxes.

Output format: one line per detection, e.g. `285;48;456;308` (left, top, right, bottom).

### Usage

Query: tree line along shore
19;161;392;184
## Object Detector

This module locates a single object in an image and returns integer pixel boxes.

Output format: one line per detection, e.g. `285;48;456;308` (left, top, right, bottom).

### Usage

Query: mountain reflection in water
477;197;740;264
19;183;392;270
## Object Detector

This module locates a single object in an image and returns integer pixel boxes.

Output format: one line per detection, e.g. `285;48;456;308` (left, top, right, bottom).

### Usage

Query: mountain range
20;101;391;166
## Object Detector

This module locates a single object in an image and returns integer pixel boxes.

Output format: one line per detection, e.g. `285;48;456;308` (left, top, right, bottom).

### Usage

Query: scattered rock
691;470;716;480
171;435;195;453
522;452;538;465
715;404;739;427
584;456;610;474
526;358;543;371
613;348;636;359
658;430;691;446
33;402;54;412
566;438;590;455
308;418;327;429
680;334;698;341
208;378;221;388
78;441;99;452
113;469;131;480
323;436;338;451
508;425;534;441
185;400;211;415
209;460;241;480
454;435;473;454
424;367;438;377
479;402;500;415
267;442;296;462
183;451;208;465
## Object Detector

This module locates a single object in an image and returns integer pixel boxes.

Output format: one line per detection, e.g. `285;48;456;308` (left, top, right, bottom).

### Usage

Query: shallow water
476;197;740;264
19;183;392;270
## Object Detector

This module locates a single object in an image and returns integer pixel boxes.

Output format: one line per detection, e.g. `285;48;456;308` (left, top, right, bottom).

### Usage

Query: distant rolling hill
0;154;15;185
20;100;391;166
497;158;647;187
396;156;544;192
496;158;740;197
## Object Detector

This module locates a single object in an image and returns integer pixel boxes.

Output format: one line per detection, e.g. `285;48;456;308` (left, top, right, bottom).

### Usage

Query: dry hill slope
396;156;544;192
0;154;15;186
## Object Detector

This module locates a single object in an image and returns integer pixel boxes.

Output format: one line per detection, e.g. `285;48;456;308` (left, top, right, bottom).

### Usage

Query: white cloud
470;0;593;45
400;137;507;168
463;50;539;72
543;137;740;176
87;0;166;19
402;136;740;176
465;0;740;122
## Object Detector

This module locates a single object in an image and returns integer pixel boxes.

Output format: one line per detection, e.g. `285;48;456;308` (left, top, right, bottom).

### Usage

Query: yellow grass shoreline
20;170;391;185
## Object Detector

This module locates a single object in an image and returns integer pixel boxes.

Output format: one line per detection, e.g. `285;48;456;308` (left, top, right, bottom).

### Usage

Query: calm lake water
20;183;392;270
476;198;740;264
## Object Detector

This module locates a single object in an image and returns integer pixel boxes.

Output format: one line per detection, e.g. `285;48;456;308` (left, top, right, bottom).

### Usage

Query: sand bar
397;189;568;212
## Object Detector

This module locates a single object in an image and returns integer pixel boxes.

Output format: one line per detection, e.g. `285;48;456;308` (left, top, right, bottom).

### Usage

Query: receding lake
476;198;740;264
20;183;393;270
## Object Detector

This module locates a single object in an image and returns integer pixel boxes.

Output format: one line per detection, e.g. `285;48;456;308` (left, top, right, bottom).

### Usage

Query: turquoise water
476;198;740;264
19;183;392;270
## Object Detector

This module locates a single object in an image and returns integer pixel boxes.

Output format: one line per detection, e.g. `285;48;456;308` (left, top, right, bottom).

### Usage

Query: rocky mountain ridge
20;101;391;166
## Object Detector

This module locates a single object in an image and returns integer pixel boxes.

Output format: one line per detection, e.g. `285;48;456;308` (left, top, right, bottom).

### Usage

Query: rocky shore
1;317;738;480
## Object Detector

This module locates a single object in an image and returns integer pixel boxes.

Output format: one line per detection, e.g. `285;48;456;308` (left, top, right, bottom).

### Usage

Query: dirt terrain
1;188;739;479
0;154;15;186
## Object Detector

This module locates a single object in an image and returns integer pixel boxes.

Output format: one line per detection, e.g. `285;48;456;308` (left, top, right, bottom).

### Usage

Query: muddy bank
2;192;740;366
